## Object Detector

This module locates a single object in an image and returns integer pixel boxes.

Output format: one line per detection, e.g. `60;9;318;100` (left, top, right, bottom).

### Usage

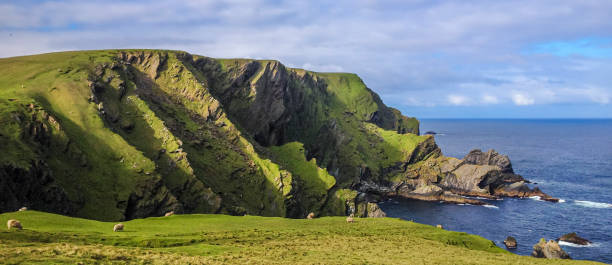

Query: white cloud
481;95;499;104
511;92;535;106
448;95;470;105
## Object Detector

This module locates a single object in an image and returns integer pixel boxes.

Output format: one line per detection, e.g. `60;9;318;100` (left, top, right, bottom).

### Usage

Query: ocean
379;119;612;263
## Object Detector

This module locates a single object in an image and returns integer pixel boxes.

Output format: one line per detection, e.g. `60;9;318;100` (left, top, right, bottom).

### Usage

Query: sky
1;0;612;118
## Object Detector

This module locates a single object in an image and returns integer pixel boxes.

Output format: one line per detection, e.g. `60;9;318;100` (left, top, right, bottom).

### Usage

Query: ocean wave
574;200;612;209
528;196;542;201
558;199;566;203
558;241;598;248
483;205;499;209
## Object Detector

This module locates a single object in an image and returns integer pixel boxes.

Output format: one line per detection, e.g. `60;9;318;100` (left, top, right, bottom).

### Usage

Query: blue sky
1;0;611;118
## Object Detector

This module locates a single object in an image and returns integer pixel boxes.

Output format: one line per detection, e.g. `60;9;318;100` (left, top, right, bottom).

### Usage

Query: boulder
504;236;517;249
532;238;571;259
557;232;591;245
366;203;386;218
463;149;513;173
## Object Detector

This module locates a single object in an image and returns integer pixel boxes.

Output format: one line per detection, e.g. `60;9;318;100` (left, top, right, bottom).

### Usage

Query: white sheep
306;212;315;219
346;214;355;223
7;219;22;230
113;223;124;232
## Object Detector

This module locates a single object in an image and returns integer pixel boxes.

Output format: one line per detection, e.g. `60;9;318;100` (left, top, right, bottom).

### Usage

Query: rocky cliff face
0;50;554;220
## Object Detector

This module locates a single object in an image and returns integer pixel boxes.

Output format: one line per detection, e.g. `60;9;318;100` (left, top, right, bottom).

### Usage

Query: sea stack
504;236;517;249
532;238;571;259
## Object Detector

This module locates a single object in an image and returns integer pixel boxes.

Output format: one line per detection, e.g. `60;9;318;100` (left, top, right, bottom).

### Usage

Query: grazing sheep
7;219;22;230
436;224;443;229
306;212;315;219
113;223;124;232
164;211;174;217
346;214;355;223
19;207;27;211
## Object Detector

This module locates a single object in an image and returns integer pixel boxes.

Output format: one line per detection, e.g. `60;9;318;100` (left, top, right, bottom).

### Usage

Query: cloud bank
1;0;611;118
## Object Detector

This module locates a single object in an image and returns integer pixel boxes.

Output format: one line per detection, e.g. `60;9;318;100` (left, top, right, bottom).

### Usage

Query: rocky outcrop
532;239;571;259
504;236;517;249
0;160;74;214
558;232;591;245
387;149;556;205
366;202;386;218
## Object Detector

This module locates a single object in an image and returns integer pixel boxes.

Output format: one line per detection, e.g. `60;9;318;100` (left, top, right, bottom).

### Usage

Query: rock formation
532;239;571;259
558;232;591;245
504;236;517;249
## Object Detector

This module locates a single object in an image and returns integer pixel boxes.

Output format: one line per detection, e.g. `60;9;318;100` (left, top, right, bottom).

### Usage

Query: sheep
346;214;355;223
7;219;22;230
19;207;27;211
113;223;124;232
306;212;315;219
164;211;174;217
436;224;443;229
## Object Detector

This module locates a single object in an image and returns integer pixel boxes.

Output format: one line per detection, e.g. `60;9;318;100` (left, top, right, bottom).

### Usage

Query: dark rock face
0;160;74;214
122;177;182;220
504;236;517;249
558;232;591;245
532;239;571;259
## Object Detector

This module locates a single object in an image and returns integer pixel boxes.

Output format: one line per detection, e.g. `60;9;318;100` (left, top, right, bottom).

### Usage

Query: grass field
0;211;602;264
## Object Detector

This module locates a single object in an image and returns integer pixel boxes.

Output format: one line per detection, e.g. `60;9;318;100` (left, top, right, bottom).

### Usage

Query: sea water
379;119;612;263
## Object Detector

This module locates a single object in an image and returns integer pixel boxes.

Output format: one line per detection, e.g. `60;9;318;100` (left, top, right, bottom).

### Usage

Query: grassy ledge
0;211;602;264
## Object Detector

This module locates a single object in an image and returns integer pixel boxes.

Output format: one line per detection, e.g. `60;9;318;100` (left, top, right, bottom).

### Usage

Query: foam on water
574;200;612;209
483;204;499;209
559;241;598;248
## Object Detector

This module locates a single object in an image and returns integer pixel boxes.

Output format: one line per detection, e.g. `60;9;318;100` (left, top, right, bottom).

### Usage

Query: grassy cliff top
0;211;601;264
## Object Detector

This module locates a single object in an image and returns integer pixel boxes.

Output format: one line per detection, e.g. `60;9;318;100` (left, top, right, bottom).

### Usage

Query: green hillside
0;50;426;221
0;211;601;264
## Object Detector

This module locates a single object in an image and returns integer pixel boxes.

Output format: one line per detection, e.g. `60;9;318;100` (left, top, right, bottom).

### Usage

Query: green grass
0;211;601;264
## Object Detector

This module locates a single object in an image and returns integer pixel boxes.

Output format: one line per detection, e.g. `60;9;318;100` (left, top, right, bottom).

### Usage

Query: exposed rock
366;203;386;218
389;148;557;205
504;236;517;249
122;177;182;220
463;149;513;173
532;238;571;259
557;232;591;245
0;160;74;215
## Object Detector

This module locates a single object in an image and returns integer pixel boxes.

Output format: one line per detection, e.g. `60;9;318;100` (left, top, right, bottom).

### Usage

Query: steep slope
0;50;551;221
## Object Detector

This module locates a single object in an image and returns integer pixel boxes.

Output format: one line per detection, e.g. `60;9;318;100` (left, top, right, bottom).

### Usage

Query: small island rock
504;236;517;249
532;238;571;259
557;232;591;245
